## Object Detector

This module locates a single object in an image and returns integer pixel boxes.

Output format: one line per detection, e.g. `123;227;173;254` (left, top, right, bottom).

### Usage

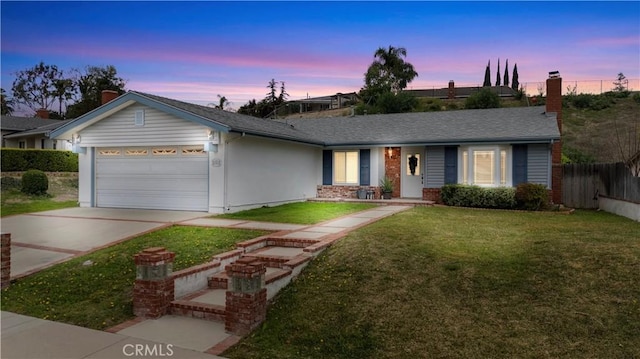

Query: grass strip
0;225;269;330
217;202;378;224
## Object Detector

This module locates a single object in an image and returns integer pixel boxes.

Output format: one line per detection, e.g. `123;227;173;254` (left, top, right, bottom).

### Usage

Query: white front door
401;146;424;198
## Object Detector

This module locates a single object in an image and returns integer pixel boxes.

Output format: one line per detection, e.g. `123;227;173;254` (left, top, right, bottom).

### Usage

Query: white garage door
96;146;208;211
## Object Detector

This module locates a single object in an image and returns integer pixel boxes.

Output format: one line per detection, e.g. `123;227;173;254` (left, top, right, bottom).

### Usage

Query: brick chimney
447;81;455;99
101;90;119;105
36;108;49;119
546;71;563;204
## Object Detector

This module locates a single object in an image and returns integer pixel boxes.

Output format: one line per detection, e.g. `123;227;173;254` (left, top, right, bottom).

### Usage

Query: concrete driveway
1;208;208;279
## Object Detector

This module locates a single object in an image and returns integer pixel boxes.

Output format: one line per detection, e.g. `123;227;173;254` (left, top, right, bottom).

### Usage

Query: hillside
563;95;639;163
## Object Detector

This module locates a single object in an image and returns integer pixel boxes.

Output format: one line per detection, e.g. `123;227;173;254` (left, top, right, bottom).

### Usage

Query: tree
374;91;418;114
613;72;628;92
503;59;509;88
11;62;66;114
53;78;75;118
66;65;126;118
237;79;288;118
1;88;15;115
483;60;491;87
209;94;230;110
360;46;418;104
495;58;501;87
511;63;519;91
465;88;501;109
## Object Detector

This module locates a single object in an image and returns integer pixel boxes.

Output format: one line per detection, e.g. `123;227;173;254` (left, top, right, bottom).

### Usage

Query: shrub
441;184;516;209
465;88;501;109
1;176;21;190
633;92;640;104
1;149;78;172
21;169;49;195
515;183;549;211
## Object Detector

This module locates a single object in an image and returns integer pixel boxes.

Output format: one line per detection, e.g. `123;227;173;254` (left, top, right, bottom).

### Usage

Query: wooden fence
562;162;640;209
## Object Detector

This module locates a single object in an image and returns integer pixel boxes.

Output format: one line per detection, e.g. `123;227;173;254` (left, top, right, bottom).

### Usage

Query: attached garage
96;145;209;211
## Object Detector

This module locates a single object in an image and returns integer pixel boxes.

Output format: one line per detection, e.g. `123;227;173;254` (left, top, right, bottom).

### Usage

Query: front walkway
109;205;412;356
2;204;412;358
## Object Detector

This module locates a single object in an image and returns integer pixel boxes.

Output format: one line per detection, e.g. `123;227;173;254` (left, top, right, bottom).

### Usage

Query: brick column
1;233;11;289
225;257;267;335
385;147;401;198
133;247;175;318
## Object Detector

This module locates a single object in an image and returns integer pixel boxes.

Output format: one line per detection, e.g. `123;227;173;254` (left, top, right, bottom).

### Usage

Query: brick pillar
133;247;175;318
384;147;401;198
1;233;11;289
225;257;267;336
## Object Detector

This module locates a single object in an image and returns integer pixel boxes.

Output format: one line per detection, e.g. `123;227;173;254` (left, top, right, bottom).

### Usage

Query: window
41;139;46;149
334;151;359;184
19;141;25;149
460;146;511;187
134;110;145;126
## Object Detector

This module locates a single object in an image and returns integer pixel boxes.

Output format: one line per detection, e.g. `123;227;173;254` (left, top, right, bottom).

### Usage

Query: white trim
459;145;512;187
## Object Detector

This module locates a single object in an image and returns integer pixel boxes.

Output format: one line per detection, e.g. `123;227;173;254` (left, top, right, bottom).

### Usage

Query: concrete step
242;246;312;269
208;266;292;289
170;289;226;323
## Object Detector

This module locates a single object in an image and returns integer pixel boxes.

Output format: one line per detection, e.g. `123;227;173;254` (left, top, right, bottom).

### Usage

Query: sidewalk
1;311;221;359
1;205;412;358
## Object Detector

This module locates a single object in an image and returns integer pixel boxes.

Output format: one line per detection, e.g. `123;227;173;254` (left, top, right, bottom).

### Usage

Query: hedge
1;148;78;172
441;184;517;210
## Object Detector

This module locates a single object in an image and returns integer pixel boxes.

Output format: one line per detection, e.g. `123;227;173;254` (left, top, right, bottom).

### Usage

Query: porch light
387;147;393;158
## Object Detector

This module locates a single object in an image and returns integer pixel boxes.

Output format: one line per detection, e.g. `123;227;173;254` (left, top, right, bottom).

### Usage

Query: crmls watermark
122;343;174;357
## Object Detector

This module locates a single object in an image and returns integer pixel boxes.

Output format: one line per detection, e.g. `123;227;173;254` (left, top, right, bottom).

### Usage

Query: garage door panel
96;147;209;211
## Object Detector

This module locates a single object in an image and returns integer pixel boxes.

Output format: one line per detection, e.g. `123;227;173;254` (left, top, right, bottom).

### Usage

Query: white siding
78;148;94;208
528;144;551;187
224;136;320;212
79;104;209;147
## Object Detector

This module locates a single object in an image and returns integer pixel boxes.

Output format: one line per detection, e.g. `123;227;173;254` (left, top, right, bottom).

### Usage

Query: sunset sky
1;1;639;113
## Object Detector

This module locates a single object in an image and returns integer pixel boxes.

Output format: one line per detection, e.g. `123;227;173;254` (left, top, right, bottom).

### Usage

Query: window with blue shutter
359;149;370;185
444;146;458;184
512;144;528;185
322;150;333;185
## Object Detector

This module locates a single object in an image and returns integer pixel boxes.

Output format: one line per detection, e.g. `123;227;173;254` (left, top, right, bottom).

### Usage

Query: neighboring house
1;115;72;150
289;92;358;113
406;81;517;99
50;73;564;213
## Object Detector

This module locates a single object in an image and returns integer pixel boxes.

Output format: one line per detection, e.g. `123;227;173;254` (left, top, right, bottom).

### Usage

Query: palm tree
365;46;418;94
209;94;231;110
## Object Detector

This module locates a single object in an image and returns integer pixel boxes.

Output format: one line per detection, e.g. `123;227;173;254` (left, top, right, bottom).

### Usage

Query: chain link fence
521;78;639;96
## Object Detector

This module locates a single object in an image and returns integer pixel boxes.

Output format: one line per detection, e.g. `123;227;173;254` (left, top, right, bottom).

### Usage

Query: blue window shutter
322;150;333;185
512;144;528;185
359;149;370;186
444;146;458;184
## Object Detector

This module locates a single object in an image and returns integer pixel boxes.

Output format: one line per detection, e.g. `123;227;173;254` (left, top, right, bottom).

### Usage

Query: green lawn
217;201;378;224
1;189;77;217
225;207;640;359
0;226;269;330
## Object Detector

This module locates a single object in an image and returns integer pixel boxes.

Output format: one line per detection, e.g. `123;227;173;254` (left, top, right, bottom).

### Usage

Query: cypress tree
503;59;509;87
512;63;519;91
495;58;501;86
483;60;491;87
